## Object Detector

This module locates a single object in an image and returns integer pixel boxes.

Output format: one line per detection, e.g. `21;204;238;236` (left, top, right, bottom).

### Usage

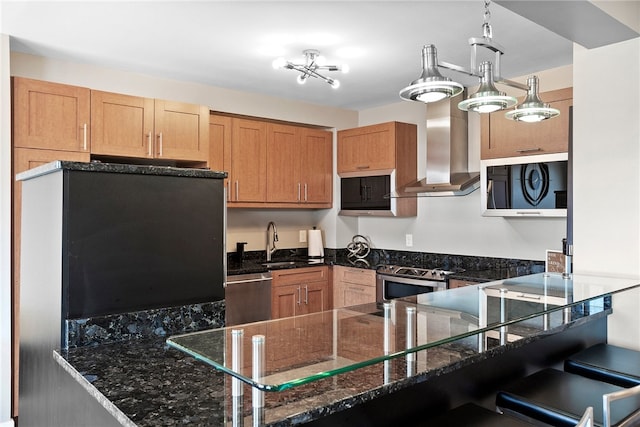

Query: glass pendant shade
505;76;560;122
458;62;517;113
399;45;464;103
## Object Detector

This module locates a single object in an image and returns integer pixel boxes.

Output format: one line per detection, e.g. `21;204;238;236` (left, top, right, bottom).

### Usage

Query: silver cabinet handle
356;165;370;169
82;123;87;151
297;183;301;201
297;286;301;305
304;285;308;304
304;183;308;202
158;132;163;157
235;181;239;201
227;181;231;201
516;211;542;215
147;132;152;157
515;148;542;153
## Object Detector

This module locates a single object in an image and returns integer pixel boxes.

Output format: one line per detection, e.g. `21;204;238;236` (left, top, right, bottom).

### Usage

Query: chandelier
272;49;349;89
399;0;560;122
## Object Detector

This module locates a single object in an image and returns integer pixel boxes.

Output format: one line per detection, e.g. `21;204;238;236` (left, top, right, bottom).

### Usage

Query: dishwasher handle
225;272;272;287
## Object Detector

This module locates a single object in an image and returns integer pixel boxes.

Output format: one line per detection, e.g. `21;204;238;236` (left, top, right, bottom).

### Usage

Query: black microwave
340;175;392;216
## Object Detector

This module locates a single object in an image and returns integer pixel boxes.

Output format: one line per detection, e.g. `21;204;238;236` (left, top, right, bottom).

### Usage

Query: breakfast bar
53;273;639;426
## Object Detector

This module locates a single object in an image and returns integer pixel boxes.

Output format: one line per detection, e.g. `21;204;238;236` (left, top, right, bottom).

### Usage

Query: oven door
376;273;446;302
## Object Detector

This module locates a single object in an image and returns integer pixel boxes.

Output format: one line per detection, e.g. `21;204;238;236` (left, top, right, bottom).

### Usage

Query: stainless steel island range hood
394;91;480;197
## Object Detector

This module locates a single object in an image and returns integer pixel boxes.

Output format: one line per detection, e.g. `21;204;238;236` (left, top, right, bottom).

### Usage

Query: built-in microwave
339;172;400;216
481;153;568;217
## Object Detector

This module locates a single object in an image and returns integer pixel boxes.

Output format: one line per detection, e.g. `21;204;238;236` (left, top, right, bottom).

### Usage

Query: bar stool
564;343;640;388
496;368;640;426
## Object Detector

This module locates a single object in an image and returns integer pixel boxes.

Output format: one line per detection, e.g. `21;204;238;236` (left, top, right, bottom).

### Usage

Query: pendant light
398;0;559;122
505;76;560;122
458;61;517;113
399;45;464;103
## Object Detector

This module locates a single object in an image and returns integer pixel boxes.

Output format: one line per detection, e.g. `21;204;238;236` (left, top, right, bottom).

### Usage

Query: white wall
572;38;640;348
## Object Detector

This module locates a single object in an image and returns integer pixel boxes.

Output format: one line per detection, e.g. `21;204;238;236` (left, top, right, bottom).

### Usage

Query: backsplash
65;300;225;349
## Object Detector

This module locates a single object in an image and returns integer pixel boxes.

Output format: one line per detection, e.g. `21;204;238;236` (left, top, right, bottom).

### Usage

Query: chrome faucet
266;221;278;261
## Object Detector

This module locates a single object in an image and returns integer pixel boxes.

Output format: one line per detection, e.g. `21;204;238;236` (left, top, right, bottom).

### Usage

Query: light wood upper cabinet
337;122;397;173
211;113;332;208
266;123;300;203
13;77;91;153
92;91;209;162
231;118;267;202
300;128;332;204
266;124;332;205
154;100;209;161
481;87;573;159
91;91;154;158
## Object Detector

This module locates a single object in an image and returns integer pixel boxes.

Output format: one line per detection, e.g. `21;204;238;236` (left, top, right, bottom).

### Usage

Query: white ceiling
0;1;626;110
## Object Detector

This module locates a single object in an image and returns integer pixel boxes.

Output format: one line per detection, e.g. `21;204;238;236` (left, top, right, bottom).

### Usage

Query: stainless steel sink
261;261;296;268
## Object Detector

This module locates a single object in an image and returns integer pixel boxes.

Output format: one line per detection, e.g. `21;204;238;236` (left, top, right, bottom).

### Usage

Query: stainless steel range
376;265;457;302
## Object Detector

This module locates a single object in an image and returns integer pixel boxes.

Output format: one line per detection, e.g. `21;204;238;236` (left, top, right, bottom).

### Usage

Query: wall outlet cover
299;230;307;243
405;234;413;247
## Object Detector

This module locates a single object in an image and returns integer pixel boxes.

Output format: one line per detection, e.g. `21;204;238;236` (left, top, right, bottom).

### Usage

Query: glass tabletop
167;272;640;392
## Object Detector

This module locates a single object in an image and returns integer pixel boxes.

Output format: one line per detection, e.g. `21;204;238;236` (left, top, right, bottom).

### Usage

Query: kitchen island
51;273;639;427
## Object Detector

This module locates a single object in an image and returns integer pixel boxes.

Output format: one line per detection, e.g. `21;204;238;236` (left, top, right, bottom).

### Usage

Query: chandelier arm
495;77;529;92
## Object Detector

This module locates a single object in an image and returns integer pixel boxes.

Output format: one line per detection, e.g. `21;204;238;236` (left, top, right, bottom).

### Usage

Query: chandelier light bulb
297;74;307;85
272;57;287;70
341;64;350;74
330;79;340;89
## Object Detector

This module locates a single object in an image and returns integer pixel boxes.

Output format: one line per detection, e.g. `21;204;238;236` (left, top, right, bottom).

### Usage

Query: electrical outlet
299;230;307;243
405;233;413;247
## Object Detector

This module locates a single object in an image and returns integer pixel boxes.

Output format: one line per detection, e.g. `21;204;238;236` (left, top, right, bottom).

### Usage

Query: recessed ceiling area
1;1;636;110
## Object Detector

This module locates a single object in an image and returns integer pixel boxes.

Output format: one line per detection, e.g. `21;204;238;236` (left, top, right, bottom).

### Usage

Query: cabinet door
266;123;301;202
231;118;267;202
337;122;396;173
12;147;89;417
271;284;301;319
13;77;90;153
301;128;332;204
302;280;331;314
91;91;154;158
154;100;209;161
481;87;573;159
209;115;232;200
343;284;376;307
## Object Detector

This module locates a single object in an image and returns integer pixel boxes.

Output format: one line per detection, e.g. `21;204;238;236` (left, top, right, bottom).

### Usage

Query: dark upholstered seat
564;343;640;388
415;403;532;427
496;369;640;427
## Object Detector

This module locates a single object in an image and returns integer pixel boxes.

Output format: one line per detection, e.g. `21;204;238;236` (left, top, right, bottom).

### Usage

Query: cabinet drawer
335;266;376;287
272;266;327;286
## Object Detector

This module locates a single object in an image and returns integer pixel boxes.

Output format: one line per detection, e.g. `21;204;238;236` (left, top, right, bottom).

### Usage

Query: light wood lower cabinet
271;266;331;318
268;266;332;370
333;266;377;308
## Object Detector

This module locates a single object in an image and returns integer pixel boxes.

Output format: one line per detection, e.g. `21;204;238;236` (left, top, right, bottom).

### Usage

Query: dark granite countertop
16;160;227;181
55;309;607;427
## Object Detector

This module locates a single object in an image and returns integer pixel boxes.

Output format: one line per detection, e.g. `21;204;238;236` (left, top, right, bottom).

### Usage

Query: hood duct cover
395;91;480;197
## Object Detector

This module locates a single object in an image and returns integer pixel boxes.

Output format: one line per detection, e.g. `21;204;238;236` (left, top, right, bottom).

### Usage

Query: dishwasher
225;271;272;326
